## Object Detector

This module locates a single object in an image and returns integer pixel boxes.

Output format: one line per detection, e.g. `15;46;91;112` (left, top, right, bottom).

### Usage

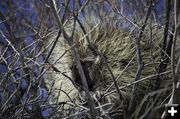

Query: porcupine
44;15;180;118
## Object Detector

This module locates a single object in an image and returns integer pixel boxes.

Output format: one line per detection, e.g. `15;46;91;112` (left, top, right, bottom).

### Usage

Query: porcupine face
71;56;100;91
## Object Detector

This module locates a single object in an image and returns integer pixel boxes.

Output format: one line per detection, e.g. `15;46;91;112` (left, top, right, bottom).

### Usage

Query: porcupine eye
71;60;95;91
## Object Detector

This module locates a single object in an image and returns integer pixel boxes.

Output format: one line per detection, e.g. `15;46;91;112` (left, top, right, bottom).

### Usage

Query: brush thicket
45;15;178;118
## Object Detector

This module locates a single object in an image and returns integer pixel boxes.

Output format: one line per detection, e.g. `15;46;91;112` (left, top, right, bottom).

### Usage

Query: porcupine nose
71;59;95;91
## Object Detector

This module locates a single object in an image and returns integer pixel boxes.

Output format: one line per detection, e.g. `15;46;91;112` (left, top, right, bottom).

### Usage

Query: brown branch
154;0;172;91
128;0;153;115
75;16;123;101
48;0;98;118
104;70;171;98
171;0;180;104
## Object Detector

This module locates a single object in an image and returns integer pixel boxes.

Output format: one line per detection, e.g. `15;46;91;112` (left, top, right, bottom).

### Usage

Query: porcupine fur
44;15;180;118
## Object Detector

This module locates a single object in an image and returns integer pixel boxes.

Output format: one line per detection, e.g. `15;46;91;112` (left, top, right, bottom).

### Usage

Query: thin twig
128;0;153;114
49;0;98;118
